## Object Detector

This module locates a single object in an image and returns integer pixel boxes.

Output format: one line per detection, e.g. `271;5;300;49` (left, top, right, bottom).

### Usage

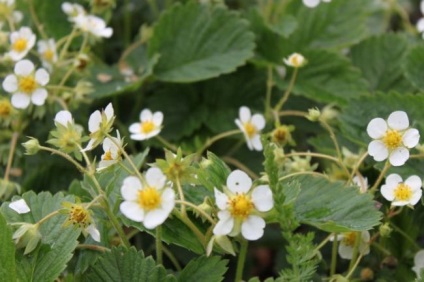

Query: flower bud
13;223;42;254
306;108;321;122
271;125;295;147
379;223;392;238
321;104;339;123
283;53;307;68
22;138;40;155
360;267;374;281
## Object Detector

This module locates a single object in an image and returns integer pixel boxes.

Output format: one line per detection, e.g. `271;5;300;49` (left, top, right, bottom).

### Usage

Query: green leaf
276;50;368;105
178;256;228;282
403;45;424;91
84;247;176;282
148;2;255;82
286;175;382;232
197;152;231;192
33;0;73;39
350;34;414;92
1;191;80;282
0;213;16;281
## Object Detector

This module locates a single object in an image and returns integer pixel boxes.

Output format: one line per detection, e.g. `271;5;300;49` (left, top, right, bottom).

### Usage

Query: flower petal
250;135;263;151
2;75;18;92
251;185;273;212
403;128;420;148
251;114;265;131
140;109;153;121
55;110;73;126
338;243;354;259
367;118;387;139
414;250;424;267
31;88;48;105
145;167;166;189
104;103;114;121
152;111;164;125
35;68;50;85
214;188;229;210
239;106;251;123
386;173;403;185
226;170;252;194
120;201;144;222
380;183;395;201
144;207;172;229
241;215;265;241
213;210;234;236
368;140;388;161
405;175;422;190
88;110;101;132
388;111;409;130
302;0;320;8
15;60;34;76
410;189;422;206
121;176;142;201
160;188;175;213
11;93;30;109
9;199;30;214
389;147;409;167
86;224;101;242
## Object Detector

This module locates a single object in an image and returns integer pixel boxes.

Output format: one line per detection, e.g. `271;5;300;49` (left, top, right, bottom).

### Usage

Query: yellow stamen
342;232;357;247
103;150;113;161
394;183;412;201
141;121;155;134
244;122;257;138
0;100;12;117
43;49;55;61
13;38;28;53
383;130;402;149
229;193;254;220
18;76;37;94
138;187;161;211
69;205;91;228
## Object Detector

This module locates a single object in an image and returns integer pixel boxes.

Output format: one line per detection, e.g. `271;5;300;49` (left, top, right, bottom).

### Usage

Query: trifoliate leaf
0;213;16;281
84;247;176;282
148;2;255;82
177;256;228;282
403;45;424;91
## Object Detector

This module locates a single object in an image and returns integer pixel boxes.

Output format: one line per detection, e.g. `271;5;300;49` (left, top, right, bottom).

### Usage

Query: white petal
226;170;252;194
100;27;113;38
405;175;422;190
414;250;424;267
410;189;422;206
140;109;153;121
86;224;101;242
31;88;48;105
35;68;50;85
9;199;30;214
251;185;273;212
214;188;229;210
120;201;144;222
386;173;403;185
251;114;266;130
241;215;265;241
11;93;30;109
418;18;424;32
104;103;114;121
367;118;387;139
55;110;73;126
160;188;175;212
235;119;243;132
143;129;161;139
2;75;18;92
129;122;140;134
388;111;409;130
402;128;420;148
152;111;163;125
389;147;409;167
338;243;354;259
380;184;395;201
15;59;34;76
250;135;263;151
144;208;171;229
239;106;251;123
368;140;388;161
213;211;234;236
121;176;142;201
82;139;95;151
130;133;148;141
303;0;320;8
88;110;101;132
145;167;166;189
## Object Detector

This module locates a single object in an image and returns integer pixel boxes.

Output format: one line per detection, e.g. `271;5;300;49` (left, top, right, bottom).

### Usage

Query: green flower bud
22;138;40;155
379;223;392;238
12;223;41;255
306;107;321;122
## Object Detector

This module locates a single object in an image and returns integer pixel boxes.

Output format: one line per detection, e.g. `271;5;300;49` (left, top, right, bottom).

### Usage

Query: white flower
413;249;424;279
381;174;422;206
331;231;370;260
120;168;175;229
2;59;49;109
8;27;36;61
353;175;368;193
283;53;306;68
213;170;273;241
367;111;420;166
55;110;73;127
74;14;113;38
302;0;331;8
97;131;122;171
235;106;265;151
9;199;30;214
61;2;85;21
82;103;114;151
37;39;57;70
129;109;163;141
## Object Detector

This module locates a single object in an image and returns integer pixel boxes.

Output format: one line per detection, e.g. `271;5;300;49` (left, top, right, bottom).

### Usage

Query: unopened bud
306;108;321;122
13;223;41;254
22;138;40;155
379;223;392;238
360;267;374;281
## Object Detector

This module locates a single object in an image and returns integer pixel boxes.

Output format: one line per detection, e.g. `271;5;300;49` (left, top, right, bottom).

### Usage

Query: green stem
174;210;205;246
197;129;241;156
28;0;48;39
162;245;182;271
330;233;338;276
264;66;274;121
279;171;327;182
59;27;78;61
346;254;363;279
36;210;61;226
391;223;421;251
319;119;343;166
103;198;131;248
235;239;248;282
156;227;163;264
155;135;178;152
369;161;391;193
312;234;332;254
348;152;369;182
348;232;361;271
77;244;110;252
274;68;299;112
4;132;19;182
175;200;215;224
221;156;258;179
175;177;186;216
284;152;350;176
39;145;86;173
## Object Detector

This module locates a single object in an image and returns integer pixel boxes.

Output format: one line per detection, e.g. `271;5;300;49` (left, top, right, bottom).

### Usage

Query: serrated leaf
178;256;228;282
1;191;80;282
197;152;231;192
148;2;255;82
286;175;382;232
403;45;424;91
276;50;368;105
0;213;16;281
84;247;176;282
350;34;414;92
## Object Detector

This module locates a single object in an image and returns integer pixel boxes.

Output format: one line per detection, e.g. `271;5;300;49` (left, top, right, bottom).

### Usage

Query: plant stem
162;245;182;271
346;254;363;279
264;66;274;121
284;151;350;176
319;119;343;165
197;129;241;156
175;200;215;224
77;244;110;252
175;177;186;216
39;145;86;173
279;171;328;182
156;135;178;152
330;233;338;276
221;156;258;179
274;68;299;113
28;0;48;39
4;132;19;181
235;239;248;282
312;234;332;254
278;110;308;118
156;226;163;264
391;223;421;251
36;210;61;226
348;152;369;182
174;210;205;246
348;232;361;271
369;161;391;193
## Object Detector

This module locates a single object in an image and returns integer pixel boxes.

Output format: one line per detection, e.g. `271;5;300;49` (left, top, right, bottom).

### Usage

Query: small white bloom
213;170;273;241
283;53;306;68
331;231;370;260
37;39;57;70
235;106;265;151
74;14;113;38
413;249;424;279
129;109;163;141
367;111;420;166
8;27;36;61
353;175;368;193
61;2;85;21
97;131;122;171
54;110;73;127
9;199;30;214
2;59;49;109
381;174;422;206
120;168;175;229
302;0;331;8
83;103;114;151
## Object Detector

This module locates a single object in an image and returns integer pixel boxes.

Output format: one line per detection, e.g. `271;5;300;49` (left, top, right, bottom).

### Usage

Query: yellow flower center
0;100;12;117
69;205;91;228
141;121;155;134
18;76;37;94
342;232;357;247
103;150;113;161
43;49;55;61
383;130;402;149
138;187;161;211
394;183;412;201
244;122;257;138
229;193;254;220
12;38;28;52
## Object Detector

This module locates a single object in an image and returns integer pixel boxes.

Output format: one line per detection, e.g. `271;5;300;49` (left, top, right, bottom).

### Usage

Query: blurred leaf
285;175;382;232
148;2;255;82
33;0;72;39
0;213;16;282
84;246;176;282
403;45;424;91
269;15;298;38
350;34;414;92
178;256;228;282
197;152;231;193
